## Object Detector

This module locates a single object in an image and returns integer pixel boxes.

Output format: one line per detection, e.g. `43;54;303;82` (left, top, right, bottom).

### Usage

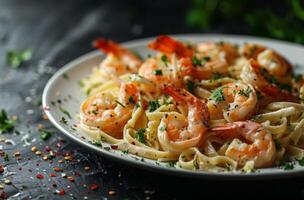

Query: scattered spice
210;87;225;102
108;190;116;196
58;189;65;196
110;144;118;150
0;165;4;173
84;166;91;171
31;146;38;152
53;167;62;172
90;184;99;191
36;173;44;179
67;176;75;182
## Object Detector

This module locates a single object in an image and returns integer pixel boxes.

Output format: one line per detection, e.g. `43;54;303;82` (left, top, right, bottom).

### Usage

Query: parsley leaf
210;87;225;102
148;100;160;112
238;87;253;98
298;157;304;166
39;129;53;140
154;69;163;76
59;106;72;119
135;128;146;144
7;48;32;69
0;109;17;134
186;80;197;93
283;162;294;170
161;54;169;66
274;139;281;150
89;140;102;147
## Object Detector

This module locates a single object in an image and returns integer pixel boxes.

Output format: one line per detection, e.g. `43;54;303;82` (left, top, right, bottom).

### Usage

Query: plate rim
42;33;304;180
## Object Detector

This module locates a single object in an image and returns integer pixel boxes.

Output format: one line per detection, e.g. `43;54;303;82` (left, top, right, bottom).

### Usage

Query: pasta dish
78;35;304;172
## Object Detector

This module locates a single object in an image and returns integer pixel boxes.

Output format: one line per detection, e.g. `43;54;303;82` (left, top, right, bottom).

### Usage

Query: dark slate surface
1;0;304;199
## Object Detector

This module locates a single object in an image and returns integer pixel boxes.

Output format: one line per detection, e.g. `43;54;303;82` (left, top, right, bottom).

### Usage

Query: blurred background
1;0;304;199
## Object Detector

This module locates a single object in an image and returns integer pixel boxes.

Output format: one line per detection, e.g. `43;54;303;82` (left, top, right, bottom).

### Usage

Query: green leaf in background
186;0;304;44
7;48;32;69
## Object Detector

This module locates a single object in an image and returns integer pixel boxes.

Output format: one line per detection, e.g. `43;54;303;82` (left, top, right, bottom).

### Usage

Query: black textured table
1;0;304;199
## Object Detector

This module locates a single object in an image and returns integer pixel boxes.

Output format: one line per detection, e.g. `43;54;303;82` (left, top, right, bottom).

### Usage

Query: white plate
43;34;304;180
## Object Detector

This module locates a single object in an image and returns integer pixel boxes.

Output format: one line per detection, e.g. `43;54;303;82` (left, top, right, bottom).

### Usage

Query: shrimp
207;82;257;122
94;38;142;76
80;82;139;138
211;120;276;168
148;35;194;58
242;44;292;77
240;59;297;102
197;41;239;65
138;35;193;87
157;85;209;152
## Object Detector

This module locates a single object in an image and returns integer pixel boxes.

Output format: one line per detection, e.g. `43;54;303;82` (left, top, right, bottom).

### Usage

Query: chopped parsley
0;109;17;134
166;161;176;168
210;87;225;102
62;73;69;80
115;100;126;108
7;48;32;69
161;54;169;66
211;72;223;81
39;129;53;140
89;140;102;147
128;96;135;104
60;117;68;124
186;80;197;93
238;87;253;98
135;128;146;144
192;56;211;66
148;100;160;112
283;162;294;170
298;157;304;166
4;153;9;161
59;106;72;119
154;69;163;76
122;150;129;154
260;68;292;92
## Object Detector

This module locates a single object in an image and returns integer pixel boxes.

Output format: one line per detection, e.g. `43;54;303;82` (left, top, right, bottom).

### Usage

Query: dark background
1;0;304;199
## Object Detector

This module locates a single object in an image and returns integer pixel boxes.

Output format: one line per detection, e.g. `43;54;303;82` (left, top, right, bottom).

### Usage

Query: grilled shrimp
80;83;139;138
207;82;257;122
94;38;142;76
157;85;209;152
211;120;276;168
240;59;296;102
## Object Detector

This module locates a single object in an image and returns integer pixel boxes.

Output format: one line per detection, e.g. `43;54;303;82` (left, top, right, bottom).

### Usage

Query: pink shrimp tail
148;35;194;58
93;38;123;56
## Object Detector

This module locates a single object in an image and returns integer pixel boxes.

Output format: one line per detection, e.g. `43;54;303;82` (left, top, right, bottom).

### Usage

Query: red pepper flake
67;176;75;182
36;173;44;179
90;184;99;191
0;165;4;174
50;173;57;177
45;146;52;152
110;144;118;150
0;191;7;199
58;189;65;196
53;167;62;172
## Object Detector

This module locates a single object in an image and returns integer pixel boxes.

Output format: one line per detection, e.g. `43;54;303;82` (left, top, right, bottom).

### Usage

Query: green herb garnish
148;100;160;112
166;161;176;168
128;96;135;104
186;80;197;93
293;73;303;83
298;157;304;166
59;106;72;119
154;69;163;76
159;125;167;131
135;128;146;144
39;129;53;140
90;140;102;147
161;54;169;66
7;48;32;69
283;162;294;170
211;72;223;81
238;87;253;98
62;74;69;80
4;153;9;161
210;87;225;102
192;56;202;65
122;150;129;154
0;109;17;134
